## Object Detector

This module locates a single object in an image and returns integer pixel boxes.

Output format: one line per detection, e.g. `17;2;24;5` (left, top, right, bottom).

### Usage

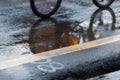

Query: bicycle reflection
29;8;116;54
88;7;116;36
29;18;71;53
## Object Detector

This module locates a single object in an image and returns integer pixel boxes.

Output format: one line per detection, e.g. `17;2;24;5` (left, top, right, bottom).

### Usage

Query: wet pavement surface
0;0;120;80
1;40;120;80
0;0;120;61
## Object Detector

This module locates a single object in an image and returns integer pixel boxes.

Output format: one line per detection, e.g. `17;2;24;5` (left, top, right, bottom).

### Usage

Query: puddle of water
0;0;120;80
28;7;119;54
0;0;120;62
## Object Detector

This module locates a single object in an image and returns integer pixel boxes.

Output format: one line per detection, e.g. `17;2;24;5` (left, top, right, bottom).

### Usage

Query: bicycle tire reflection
29;8;116;54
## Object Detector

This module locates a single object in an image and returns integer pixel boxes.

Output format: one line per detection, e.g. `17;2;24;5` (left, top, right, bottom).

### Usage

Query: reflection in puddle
29;18;72;53
29;8;116;54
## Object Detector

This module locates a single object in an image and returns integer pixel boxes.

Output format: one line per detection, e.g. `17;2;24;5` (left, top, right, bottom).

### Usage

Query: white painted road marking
31;58;65;73
36;59;65;73
0;34;120;70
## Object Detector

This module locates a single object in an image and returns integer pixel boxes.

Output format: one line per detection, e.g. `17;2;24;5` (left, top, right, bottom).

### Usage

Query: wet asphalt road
1;40;120;80
0;0;99;61
1;0;120;80
1;0;120;61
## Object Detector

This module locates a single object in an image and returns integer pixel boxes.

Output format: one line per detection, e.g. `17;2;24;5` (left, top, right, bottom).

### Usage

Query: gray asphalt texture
0;40;120;80
1;0;120;80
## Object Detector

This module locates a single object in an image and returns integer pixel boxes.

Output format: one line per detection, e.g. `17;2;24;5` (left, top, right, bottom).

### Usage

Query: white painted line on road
0;34;120;70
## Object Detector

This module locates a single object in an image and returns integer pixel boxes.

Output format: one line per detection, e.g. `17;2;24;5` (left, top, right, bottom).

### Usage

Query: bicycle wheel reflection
29;18;73;53
29;18;59;53
88;7;116;39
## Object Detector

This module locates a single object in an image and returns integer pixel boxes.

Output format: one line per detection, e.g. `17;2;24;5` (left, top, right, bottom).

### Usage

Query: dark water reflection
29;8;116;54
